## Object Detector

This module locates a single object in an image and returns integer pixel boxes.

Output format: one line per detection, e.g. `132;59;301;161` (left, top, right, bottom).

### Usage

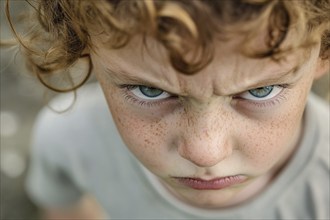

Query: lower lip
174;175;247;190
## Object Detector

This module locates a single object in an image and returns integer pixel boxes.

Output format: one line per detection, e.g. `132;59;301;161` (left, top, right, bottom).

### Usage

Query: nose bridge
178;103;233;167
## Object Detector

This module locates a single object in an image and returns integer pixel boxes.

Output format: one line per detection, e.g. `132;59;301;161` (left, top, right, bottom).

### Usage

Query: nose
177;106;233;167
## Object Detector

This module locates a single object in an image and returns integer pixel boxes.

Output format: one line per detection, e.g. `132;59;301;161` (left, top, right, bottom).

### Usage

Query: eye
129;86;171;100
239;86;284;101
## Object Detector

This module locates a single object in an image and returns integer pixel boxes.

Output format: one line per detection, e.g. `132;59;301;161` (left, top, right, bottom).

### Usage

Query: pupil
139;86;163;97
249;86;273;98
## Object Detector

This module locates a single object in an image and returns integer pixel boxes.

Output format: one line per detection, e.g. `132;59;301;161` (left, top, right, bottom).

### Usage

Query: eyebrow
105;64;301;97
105;67;160;88
237;65;301;92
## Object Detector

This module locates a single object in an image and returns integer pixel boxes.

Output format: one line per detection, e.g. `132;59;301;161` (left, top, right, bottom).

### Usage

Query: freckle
144;138;152;145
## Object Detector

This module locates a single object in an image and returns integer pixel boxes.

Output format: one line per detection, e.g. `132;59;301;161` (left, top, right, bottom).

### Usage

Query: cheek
106;92;171;169
239;90;307;172
242;120;295;167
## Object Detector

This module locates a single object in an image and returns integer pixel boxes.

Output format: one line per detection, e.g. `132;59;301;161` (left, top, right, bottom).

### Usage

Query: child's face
90;34;322;208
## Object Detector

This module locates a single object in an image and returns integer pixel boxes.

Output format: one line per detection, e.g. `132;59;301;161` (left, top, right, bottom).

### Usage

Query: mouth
173;175;248;190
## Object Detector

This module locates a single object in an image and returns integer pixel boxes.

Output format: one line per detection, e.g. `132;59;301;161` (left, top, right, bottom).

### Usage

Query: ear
314;57;330;80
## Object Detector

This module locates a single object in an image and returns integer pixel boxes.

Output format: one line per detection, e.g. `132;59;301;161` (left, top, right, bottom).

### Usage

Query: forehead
92;35;302;98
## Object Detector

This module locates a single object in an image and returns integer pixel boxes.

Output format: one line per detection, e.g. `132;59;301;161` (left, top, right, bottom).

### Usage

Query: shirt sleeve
25;107;83;209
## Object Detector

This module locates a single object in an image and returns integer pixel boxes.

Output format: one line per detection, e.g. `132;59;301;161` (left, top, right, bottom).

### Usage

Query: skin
89;33;328;209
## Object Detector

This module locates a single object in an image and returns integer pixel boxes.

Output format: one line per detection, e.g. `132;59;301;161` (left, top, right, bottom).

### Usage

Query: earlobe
314;58;330;80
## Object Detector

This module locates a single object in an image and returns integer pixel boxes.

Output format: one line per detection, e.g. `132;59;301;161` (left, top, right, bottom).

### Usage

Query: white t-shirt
26;83;330;219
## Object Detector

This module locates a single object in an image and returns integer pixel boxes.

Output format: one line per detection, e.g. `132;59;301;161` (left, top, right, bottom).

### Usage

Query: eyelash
120;84;291;108
121;85;174;108
234;84;290;108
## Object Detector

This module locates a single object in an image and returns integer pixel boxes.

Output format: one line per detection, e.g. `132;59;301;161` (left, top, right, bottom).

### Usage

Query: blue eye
240;86;283;101
139;86;164;98
129;86;171;100
248;86;273;98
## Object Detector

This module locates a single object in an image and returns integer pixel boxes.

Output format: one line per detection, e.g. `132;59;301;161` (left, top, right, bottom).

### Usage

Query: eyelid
119;85;181;109
232;84;292;111
122;85;177;102
241;86;283;101
129;86;172;100
234;84;289;100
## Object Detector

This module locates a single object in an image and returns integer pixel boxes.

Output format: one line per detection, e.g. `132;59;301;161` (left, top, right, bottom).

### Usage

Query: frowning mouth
173;175;247;190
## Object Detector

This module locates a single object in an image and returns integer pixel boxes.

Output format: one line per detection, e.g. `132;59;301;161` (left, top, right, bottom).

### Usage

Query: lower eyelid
234;88;289;109
250;93;287;108
244;86;282;100
122;90;178;108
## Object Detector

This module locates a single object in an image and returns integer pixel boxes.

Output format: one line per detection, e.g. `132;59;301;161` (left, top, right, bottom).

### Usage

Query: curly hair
5;0;330;92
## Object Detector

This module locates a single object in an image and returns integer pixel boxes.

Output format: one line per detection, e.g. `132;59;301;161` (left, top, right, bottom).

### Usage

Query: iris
139;86;164;98
248;86;274;98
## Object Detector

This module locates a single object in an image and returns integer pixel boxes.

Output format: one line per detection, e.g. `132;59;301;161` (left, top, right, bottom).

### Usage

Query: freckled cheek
241;109;303;172
240;81;310;172
108;99;171;169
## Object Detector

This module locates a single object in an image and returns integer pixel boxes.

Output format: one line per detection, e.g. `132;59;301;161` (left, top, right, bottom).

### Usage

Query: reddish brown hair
5;0;330;92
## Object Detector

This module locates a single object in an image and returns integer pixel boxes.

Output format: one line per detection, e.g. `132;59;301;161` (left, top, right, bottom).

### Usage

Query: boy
6;0;329;219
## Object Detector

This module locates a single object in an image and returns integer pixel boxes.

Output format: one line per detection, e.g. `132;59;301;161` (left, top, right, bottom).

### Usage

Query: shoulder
34;83;109;133
308;93;329;121
35;83;108;128
308;93;329;167
303;94;329;206
277;94;329;218
31;83;113;158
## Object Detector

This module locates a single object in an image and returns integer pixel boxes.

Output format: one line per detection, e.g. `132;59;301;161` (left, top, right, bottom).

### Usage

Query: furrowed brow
242;66;301;91
105;67;157;87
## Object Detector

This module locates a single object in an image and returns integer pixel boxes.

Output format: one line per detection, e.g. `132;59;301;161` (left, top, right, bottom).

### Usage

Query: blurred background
0;1;329;220
1;1;42;219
